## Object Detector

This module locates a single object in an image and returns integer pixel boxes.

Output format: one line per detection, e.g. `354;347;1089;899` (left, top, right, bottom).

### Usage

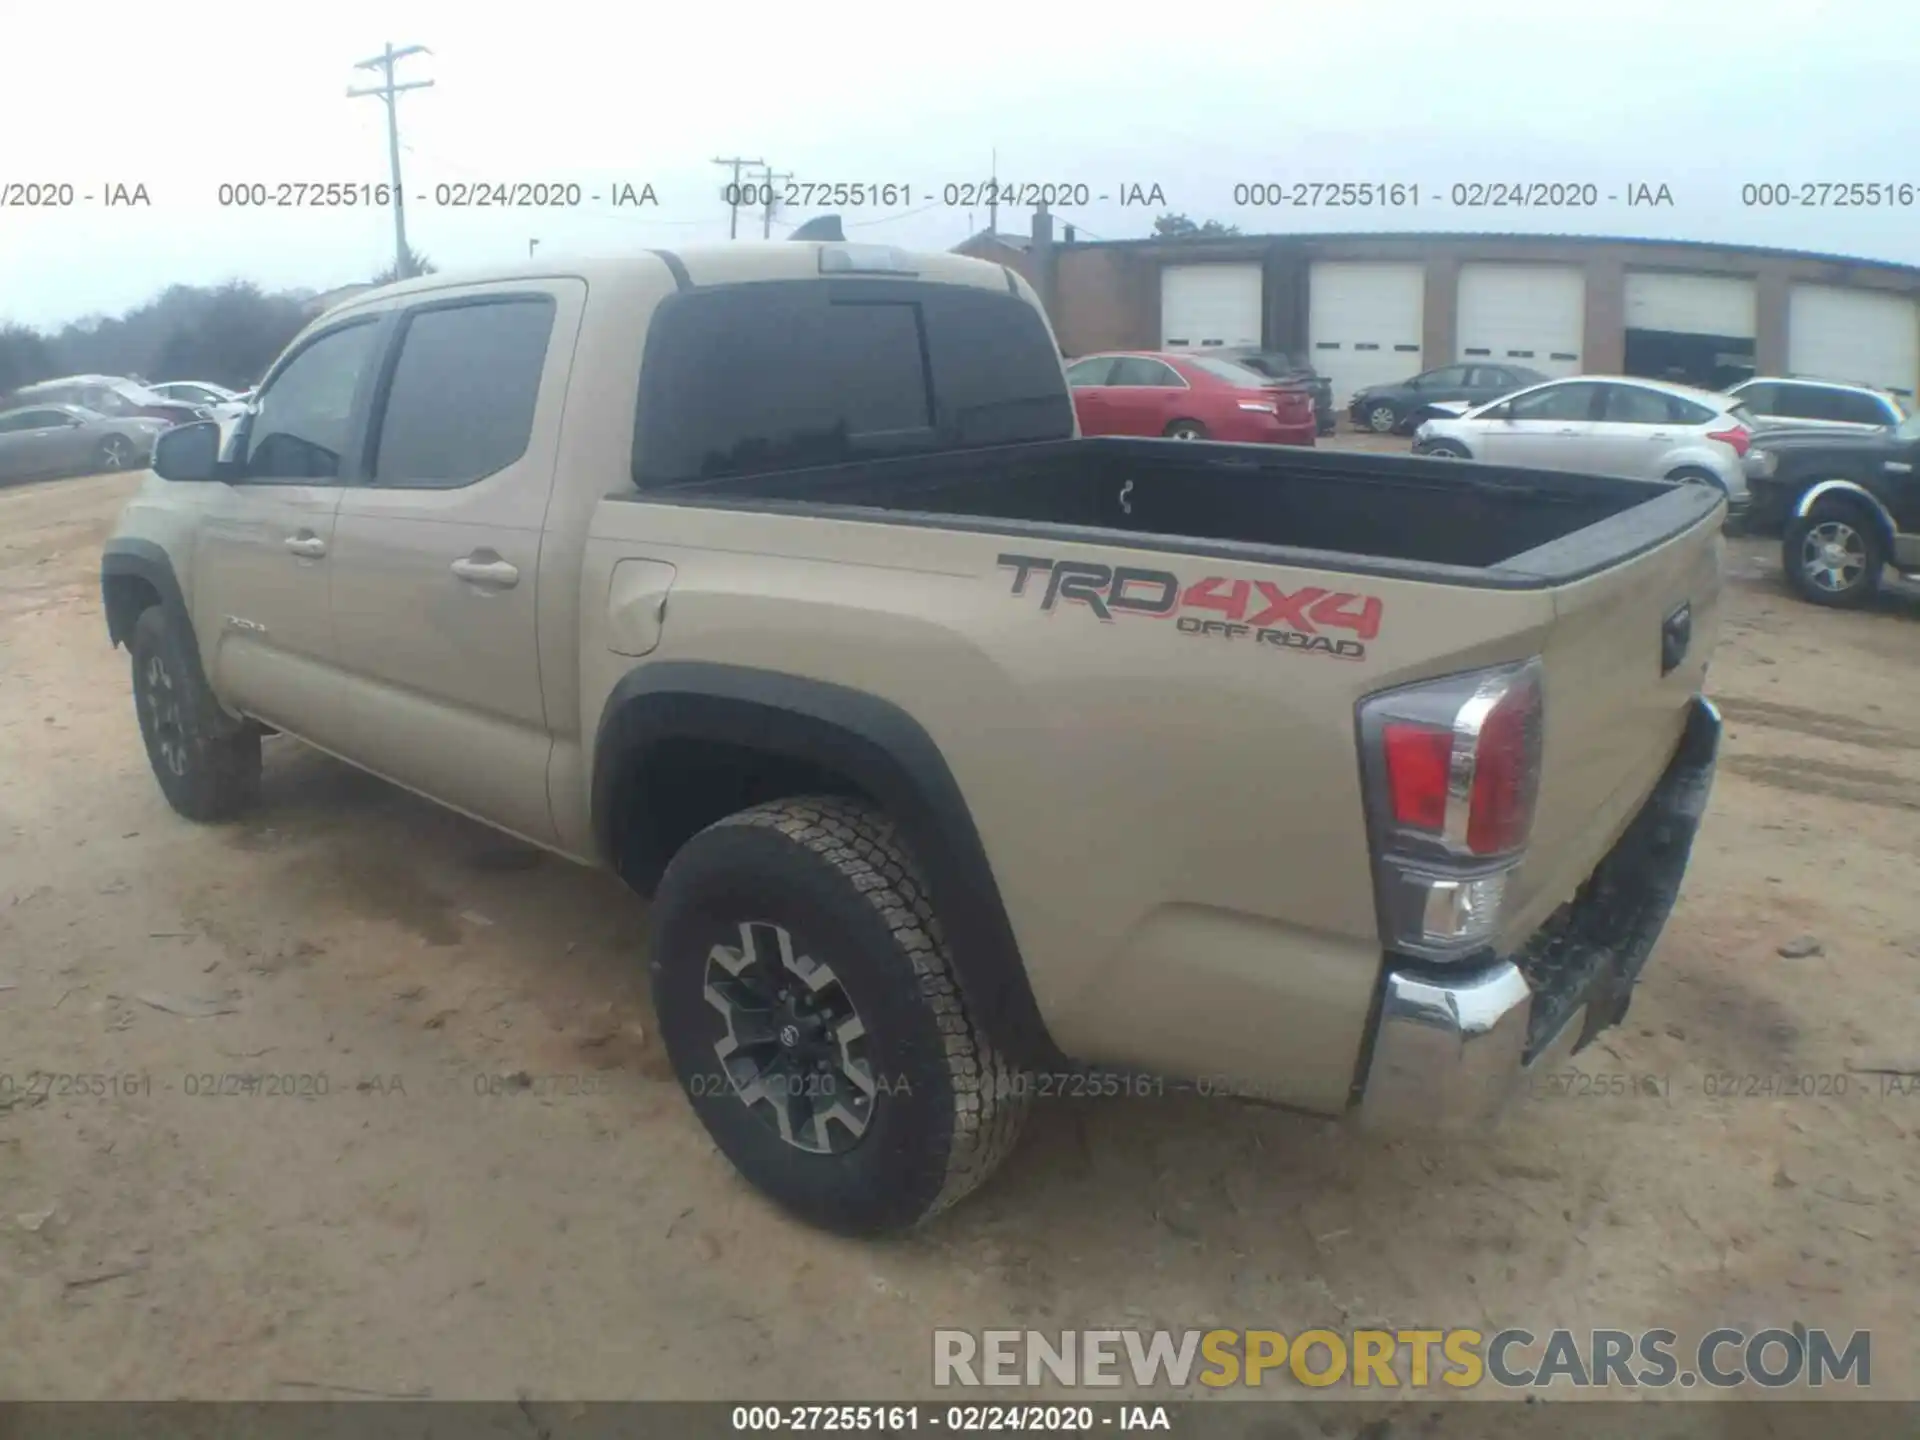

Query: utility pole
758;165;793;239
712;155;764;240
348;42;434;281
988;146;998;237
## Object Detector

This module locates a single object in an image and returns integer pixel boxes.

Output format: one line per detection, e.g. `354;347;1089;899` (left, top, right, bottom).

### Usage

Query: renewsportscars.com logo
933;1327;1872;1391
998;554;1384;662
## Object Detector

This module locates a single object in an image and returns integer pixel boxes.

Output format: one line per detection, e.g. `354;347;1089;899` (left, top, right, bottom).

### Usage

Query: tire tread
131;605;260;822
703;795;1028;1223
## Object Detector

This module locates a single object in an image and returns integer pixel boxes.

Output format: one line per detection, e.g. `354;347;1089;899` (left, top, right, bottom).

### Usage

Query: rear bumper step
1356;693;1721;1132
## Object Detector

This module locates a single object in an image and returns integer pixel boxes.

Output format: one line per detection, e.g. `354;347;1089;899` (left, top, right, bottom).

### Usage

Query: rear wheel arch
591;662;1063;1070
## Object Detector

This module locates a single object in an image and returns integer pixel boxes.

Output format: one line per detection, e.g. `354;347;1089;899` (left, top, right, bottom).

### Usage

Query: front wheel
94;435;136;473
1418;440;1471;460
129;605;261;820
1365;402;1400;434
1783;509;1884;608
1164;420;1207;440
650;797;1028;1236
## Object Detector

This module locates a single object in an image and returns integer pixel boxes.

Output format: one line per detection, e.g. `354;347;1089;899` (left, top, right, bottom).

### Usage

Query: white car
149;380;250;426
1412;375;1753;514
1723;376;1906;433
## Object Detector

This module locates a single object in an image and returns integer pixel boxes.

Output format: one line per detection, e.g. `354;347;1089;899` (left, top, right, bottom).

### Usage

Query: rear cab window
632;280;1073;486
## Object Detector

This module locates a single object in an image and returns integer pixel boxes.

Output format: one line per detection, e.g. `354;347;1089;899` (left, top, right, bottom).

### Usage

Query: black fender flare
592;660;1062;1069
1792;478;1899;548
101;537;190;651
100;538;241;736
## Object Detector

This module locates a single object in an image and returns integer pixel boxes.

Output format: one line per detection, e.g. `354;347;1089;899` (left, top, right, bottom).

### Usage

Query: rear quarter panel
579;503;1560;1110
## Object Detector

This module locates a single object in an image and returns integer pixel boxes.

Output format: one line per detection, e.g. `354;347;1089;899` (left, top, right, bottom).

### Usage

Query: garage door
1789;284;1920;400
1160;264;1263;351
1624;272;1756;337
1456;264;1585;377
1308;262;1425;403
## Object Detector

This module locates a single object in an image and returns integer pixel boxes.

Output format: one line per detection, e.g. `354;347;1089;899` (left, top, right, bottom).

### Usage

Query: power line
347;42;435;281
711;156;764;240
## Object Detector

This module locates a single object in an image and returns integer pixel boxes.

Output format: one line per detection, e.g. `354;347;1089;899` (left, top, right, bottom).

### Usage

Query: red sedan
1064;350;1317;446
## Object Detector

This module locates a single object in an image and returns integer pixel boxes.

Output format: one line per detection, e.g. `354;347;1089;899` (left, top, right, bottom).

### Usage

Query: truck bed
637;437;1723;587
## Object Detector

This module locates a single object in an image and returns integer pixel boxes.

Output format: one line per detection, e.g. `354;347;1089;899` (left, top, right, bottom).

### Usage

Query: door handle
450;555;520;588
284;534;327;558
1648;433;1673;441
1555;427;1579;435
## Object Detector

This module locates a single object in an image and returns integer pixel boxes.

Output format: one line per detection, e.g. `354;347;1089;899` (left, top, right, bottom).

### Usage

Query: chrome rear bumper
1357;695;1721;1132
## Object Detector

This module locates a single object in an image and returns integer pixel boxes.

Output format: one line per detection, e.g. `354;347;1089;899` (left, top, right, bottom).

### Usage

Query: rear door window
1833;390;1893;426
1599;385;1673;424
1109;357;1185;387
371;297;556;487
634;280;1073;485
1508;383;1602;422
1774;384;1844;421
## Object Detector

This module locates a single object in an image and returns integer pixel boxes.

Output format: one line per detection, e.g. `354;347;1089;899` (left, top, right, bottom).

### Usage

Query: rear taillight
1358;660;1544;961
1707;425;1750;458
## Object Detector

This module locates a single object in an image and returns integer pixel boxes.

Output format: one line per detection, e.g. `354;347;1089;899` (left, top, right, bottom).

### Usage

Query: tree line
0;250;436;399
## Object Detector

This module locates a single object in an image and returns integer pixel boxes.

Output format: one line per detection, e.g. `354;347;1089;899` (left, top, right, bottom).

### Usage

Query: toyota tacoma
101;241;1724;1236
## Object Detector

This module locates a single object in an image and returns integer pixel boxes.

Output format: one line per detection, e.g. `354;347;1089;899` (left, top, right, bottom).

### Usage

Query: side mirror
152;420;224;482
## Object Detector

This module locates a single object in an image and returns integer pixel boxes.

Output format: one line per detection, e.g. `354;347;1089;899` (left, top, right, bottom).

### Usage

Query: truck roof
326;243;1023;318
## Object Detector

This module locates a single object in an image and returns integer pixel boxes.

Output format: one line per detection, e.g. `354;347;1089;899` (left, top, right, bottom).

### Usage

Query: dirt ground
1;466;1917;1405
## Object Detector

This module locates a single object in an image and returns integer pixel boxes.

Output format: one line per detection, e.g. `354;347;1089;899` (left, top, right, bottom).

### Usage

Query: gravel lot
1;466;1917;1404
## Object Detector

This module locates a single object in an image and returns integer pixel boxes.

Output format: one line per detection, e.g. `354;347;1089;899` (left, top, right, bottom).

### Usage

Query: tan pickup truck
102;241;1724;1236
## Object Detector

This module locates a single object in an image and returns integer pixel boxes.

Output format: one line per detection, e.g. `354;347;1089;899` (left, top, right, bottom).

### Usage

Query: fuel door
606;559;678;657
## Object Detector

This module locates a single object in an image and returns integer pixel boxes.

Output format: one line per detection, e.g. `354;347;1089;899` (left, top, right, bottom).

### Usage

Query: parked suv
1724;377;1906;433
103;243;1724;1236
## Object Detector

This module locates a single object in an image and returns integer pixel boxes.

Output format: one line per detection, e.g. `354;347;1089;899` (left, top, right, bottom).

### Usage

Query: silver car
1723;376;1906;433
0;403;166;484
1412;375;1753;513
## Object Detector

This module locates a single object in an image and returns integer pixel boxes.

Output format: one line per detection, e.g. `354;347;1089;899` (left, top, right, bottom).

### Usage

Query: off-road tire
650;796;1028;1236
129;605;261;821
1783;505;1885;609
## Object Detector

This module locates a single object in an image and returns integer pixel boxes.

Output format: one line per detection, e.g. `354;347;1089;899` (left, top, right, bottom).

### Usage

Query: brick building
957;213;1920;405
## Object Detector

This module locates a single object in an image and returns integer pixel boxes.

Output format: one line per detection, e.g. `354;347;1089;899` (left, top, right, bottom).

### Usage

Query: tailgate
1498;509;1723;947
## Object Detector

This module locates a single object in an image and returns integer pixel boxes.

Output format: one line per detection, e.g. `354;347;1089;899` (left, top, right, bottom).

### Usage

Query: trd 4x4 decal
997;554;1382;661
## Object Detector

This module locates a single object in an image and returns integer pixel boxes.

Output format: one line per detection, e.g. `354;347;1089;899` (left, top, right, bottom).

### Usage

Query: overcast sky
1;0;1911;331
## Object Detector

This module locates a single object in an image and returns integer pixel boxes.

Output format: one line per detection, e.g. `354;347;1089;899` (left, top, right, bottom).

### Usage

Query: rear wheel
1164;419;1207;440
650;796;1028;1236
1365;402;1400;434
1784;506;1884;608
